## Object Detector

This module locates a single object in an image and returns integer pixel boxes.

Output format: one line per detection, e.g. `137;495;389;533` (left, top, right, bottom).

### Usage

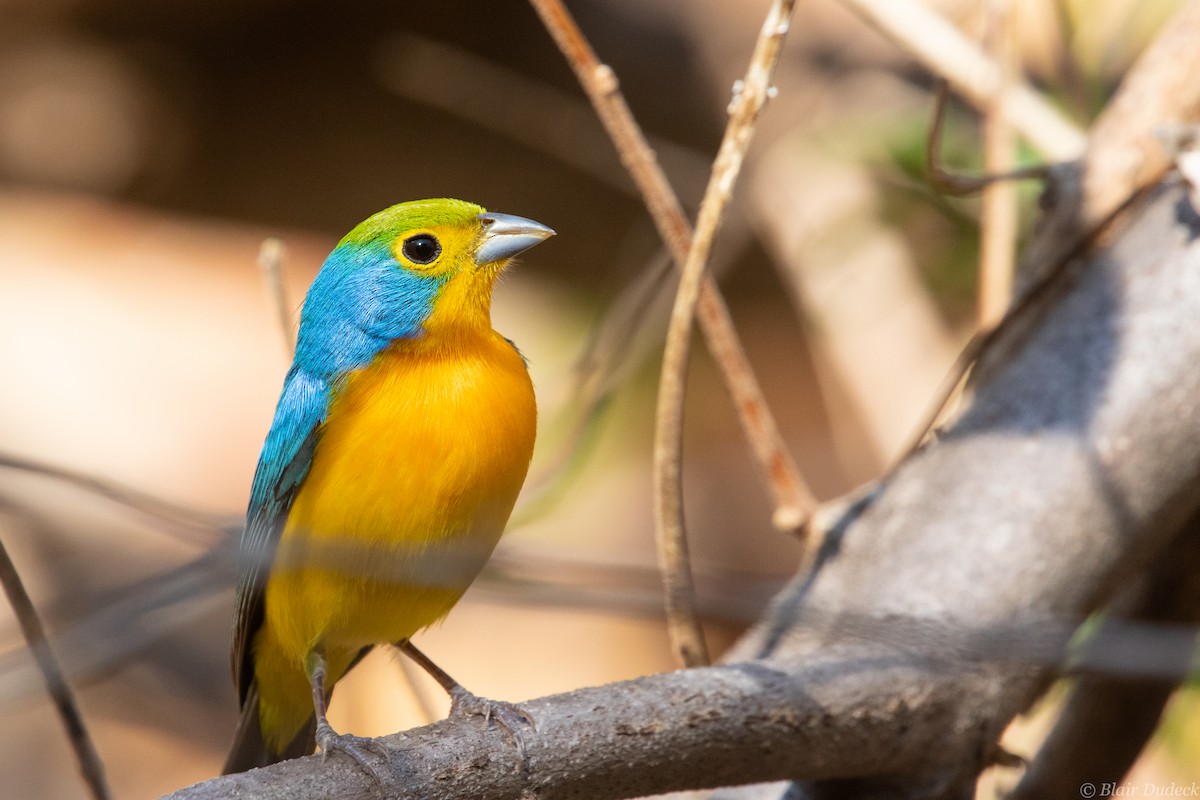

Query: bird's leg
394;639;535;758
306;650;390;792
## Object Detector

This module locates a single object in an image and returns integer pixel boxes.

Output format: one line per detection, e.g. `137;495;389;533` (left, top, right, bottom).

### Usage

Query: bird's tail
222;682;316;775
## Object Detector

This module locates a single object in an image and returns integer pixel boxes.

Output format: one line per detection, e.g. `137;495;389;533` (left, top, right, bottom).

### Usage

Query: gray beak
474;212;555;265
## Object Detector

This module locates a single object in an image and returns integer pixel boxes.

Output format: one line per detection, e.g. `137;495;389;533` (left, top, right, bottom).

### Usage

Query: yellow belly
253;331;536;749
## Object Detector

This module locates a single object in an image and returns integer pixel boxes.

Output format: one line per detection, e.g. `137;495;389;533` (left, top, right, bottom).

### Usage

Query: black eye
401;233;441;264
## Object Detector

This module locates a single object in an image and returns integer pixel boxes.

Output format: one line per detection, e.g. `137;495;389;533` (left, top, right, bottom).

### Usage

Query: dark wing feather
231;367;330;701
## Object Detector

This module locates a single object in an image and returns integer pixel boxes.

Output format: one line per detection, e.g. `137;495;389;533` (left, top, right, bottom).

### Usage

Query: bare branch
527;0;814;534
1010;510;1200;799
915;2;1200;459
736;177;1200;797
257;237;294;357
924;80;1051;197
839;0;1085;160
653;0;795;669
1017;0;1200;292
977;0;1018;330
0;535;112;800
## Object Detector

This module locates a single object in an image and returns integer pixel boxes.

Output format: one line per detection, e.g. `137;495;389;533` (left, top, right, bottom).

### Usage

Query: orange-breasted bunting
223;198;553;776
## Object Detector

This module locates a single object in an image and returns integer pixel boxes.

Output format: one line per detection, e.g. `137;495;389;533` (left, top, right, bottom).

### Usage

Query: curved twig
652;0;796;668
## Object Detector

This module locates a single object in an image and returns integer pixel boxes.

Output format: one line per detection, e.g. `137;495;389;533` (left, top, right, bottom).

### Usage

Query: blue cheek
293;244;444;379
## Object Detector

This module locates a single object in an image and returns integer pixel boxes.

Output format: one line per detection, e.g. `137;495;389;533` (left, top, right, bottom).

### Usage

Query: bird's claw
448;686;535;760
315;721;390;795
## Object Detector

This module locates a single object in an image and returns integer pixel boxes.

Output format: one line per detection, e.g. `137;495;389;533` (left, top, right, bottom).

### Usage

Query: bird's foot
449;686;536;759
315;720;390;795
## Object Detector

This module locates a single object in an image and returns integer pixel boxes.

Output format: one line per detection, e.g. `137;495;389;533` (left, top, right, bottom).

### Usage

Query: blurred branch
924;81;1051;197
0;545;232;709
511;249;675;526
0;519;782;709
257;237;294;358
0;451;230;548
652;0;795;669
752;138;964;466
527;0;814;535
839;0;1085;160
0;534;111;800
977;0;1018;330
914;1;1200;458
373;34;710;200
1010;511;1200;799
1015;0;1200;293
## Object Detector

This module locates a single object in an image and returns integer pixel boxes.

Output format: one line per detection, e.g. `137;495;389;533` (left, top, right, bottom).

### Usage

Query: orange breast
260;328;536;667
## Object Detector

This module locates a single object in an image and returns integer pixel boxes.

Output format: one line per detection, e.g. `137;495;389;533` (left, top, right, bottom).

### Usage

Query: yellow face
389;221;484;279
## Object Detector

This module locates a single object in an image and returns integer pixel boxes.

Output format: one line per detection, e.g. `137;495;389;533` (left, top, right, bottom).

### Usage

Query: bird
223;198;553;778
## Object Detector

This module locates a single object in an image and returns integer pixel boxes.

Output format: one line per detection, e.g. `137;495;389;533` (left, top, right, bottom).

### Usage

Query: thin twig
925;81;1051;197
0;536;111;800
910;0;1200;454
977;0;1018;330
257;237;295;357
374;33;710;201
510;249;675;527
840;0;1085;160
527;0;815;534
394;650;440;725
1016;0;1200;293
0;451;230;547
651;0;796;668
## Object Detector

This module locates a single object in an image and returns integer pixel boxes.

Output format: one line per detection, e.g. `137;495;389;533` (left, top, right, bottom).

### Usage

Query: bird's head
296;198;554;373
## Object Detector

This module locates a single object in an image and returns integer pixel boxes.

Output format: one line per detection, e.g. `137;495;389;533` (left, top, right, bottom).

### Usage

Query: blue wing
230;366;331;700
228;238;443;698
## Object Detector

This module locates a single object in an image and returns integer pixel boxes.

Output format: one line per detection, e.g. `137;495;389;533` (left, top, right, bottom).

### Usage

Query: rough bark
1009;514;1200;800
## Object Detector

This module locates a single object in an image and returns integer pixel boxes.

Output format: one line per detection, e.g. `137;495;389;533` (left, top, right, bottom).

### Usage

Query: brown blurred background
0;0;1195;797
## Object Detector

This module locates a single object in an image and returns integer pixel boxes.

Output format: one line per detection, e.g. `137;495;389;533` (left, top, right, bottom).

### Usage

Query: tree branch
1010;509;1200;799
527;0;814;533
0;535;111;800
1016;0;1200;292
977;0;1018;330
257;236;295;358
838;0;1085;160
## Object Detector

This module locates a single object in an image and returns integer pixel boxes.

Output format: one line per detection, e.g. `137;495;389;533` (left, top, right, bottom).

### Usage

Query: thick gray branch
1010;511;1200;799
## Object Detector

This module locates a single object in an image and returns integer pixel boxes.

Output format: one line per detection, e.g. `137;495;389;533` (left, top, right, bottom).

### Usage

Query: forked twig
909;0;1200;457
840;0;1085;160
652;0;796;668
1017;0;1200;291
527;0;815;535
0;537;111;800
926;81;1051;197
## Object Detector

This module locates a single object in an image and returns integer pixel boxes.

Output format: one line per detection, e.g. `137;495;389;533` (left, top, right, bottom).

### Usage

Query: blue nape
294;240;445;379
247;239;444;520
